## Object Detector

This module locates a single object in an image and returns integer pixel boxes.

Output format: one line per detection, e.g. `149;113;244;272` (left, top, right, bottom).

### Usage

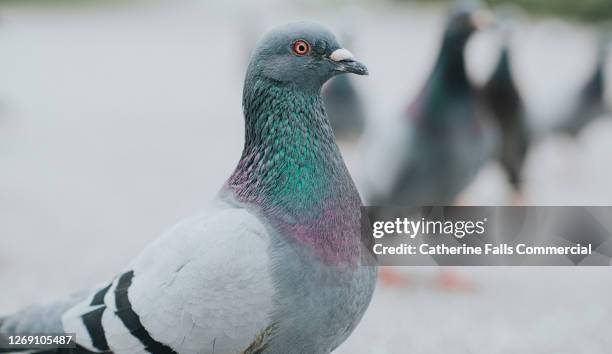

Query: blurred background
1;0;611;353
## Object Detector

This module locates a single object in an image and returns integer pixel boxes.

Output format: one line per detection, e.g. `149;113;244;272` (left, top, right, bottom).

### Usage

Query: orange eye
292;40;310;56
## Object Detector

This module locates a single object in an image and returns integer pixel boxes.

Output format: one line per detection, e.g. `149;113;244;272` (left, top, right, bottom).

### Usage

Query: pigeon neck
227;77;362;266
409;36;472;126
434;35;470;89
485;46;522;126
586;51;605;100
490;47;514;89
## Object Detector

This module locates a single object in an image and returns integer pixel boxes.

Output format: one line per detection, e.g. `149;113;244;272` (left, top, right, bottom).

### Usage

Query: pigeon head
444;4;492;47
246;21;368;90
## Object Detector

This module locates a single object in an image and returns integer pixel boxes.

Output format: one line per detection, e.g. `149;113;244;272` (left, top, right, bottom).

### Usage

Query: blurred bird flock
1;0;612;353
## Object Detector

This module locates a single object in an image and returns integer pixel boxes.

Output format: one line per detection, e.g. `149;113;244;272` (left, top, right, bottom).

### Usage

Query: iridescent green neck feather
227;77;362;264
231;76;358;210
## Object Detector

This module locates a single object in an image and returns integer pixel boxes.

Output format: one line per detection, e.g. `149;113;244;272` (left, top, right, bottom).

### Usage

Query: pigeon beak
470;9;495;30
328;48;369;76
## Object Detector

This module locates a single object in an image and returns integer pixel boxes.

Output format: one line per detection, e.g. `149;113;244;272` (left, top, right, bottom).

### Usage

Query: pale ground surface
1;1;612;353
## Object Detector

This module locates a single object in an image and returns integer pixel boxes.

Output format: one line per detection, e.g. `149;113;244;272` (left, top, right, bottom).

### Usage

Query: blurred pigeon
323;74;367;141
0;22;376;354
557;35;609;137
365;5;496;207
363;4;494;290
482;40;530;198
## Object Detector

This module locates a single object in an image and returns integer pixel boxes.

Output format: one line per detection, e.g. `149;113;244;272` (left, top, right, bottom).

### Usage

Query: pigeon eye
292;40;310;56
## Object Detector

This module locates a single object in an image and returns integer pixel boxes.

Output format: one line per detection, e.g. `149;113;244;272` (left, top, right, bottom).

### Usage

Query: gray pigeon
482;40;530;196
365;5;496;207
363;5;495;290
0;21;376;354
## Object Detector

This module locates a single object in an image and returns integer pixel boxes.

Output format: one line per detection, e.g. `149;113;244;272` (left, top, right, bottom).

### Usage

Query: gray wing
0;202;276;354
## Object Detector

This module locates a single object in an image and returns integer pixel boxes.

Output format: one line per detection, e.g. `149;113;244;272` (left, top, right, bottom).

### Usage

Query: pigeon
365;5;495;208
0;21;376;354
323;73;366;141
482;38;530;197
557;35;609;137
362;4;494;290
